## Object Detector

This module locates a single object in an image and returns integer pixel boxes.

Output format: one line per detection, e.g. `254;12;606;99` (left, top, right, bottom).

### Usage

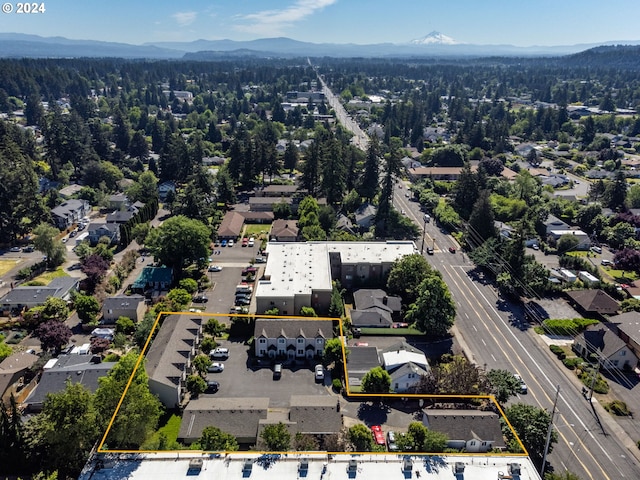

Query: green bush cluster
604;400;631;416
543;318;599;336
549;344;566;359
578;371;609;394
562;357;581;370
332;378;343;392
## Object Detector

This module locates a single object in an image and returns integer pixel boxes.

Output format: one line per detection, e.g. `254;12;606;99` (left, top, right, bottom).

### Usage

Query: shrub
562;357;581;370
604;400;631;416
579;370;609;394
332;378;343;392
549;345;566;359
542;318;599;336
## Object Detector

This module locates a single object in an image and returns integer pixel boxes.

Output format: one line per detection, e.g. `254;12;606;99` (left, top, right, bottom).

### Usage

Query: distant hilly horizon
0;32;639;59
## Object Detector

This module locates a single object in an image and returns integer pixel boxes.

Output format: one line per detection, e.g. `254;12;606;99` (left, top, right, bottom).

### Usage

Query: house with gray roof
380;341;430;392
573;323;637;370
178;397;270;445
145;314;202;408
422;410;506;453
0;277;79;311
0;351;39;404
350;289;402;328
51;199;90;229
270;219;299;242
389;361;430;393
289;395;342;436
101;294;146;323
355;203;377;229
25;354;115;412
254;318;333;360
607;312;640;366
87;223;121;246
346;346;381;388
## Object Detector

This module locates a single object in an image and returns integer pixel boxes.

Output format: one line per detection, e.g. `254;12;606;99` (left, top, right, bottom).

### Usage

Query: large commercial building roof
80;452;541;480
256;241;416;299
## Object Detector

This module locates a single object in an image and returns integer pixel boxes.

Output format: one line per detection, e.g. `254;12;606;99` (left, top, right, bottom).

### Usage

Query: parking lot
201;339;331;407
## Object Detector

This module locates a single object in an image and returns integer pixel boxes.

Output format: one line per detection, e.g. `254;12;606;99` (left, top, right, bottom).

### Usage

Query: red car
448;246;456;253
371;425;385;446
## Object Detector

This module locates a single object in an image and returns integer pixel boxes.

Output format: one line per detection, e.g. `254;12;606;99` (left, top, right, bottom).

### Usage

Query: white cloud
173;11;197;27
235;0;338;36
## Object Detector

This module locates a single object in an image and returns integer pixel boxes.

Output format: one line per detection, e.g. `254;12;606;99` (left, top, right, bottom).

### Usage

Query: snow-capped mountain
410;31;459;45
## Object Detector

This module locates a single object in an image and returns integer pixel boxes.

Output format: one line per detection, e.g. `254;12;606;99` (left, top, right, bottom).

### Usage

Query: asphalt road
393;185;640;480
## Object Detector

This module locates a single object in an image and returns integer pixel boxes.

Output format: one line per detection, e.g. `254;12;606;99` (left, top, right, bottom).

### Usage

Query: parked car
208;265;222;272
68;263;82;271
513;373;528;394
314;364;325;382
208;363;224;373
193;295;208;303
205;380;219;393
228;239;234;247
9;246;21;252
601;259;613;266
448;246;456;253
235;297;251;306
210;347;229;359
591;246;602;254
229;306;249;314
387;431;399;451
242;266;257;276
221;239;228;247
255;257;267;263
371;425;385;446
241;237;249;247
426;247;434;255
23;245;35;252
273;363;282;380
248;237;255;247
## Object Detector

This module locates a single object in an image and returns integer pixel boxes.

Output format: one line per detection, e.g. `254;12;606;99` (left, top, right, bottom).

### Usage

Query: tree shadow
357;402;390;425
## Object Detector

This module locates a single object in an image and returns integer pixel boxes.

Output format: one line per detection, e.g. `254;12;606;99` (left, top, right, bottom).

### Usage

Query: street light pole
420;216;427;254
541;385;560;476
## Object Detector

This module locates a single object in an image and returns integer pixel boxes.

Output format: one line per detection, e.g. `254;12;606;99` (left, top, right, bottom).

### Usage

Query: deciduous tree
503;403;557;466
361;366;391;393
260;422;291;451
347;424;375;452
404;274;456;337
199;426;239;451
35;320;72;353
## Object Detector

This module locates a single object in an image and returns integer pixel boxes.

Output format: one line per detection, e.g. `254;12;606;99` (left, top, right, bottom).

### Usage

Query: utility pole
588;358;601;402
541;385;560;476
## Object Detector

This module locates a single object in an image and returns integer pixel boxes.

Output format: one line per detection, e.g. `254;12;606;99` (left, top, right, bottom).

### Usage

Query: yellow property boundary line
97;312;528;458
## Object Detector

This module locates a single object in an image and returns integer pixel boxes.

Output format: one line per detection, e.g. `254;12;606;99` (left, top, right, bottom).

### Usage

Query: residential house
131;266;173;295
217;211;244;240
350;289;402;328
178;397;270;446
608;312;640;366
354;203;377;230
240;211;274;224
248;196;292;212
253;318;333;360
0;277;79;312
58;183;83;199
101;294;146;323
106;205;140;224
565;289;619;318
270;219;299;242
407;166;479;182
422;410;506;453
548;229;591;250
87;223;121;246
381;341;430;392
145;314;203;408
573;323;637;370
258;185;301;197
288;395;342;436
157;181;176;201
108;193;129;210
255;241;416;314
51;199;90;230
25;354;115;412
162;90;193;102
543;214;569;235
346;345;381;389
0;351;39;405
335;214;356;235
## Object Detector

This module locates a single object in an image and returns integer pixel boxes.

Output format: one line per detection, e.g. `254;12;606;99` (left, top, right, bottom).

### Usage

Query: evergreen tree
358;136;380;202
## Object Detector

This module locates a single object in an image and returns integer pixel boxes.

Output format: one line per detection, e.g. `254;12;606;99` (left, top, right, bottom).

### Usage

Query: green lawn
359;326;424;336
603;268;638;283
0;259;20;277
142;413;182;450
28;268;69;285
242;224;270;239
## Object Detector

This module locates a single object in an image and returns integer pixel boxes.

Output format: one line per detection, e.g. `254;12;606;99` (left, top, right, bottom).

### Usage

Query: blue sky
1;0;639;46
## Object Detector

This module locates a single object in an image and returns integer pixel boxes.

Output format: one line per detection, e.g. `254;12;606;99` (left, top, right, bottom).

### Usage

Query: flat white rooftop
256;241;417;299
81;452;541;480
